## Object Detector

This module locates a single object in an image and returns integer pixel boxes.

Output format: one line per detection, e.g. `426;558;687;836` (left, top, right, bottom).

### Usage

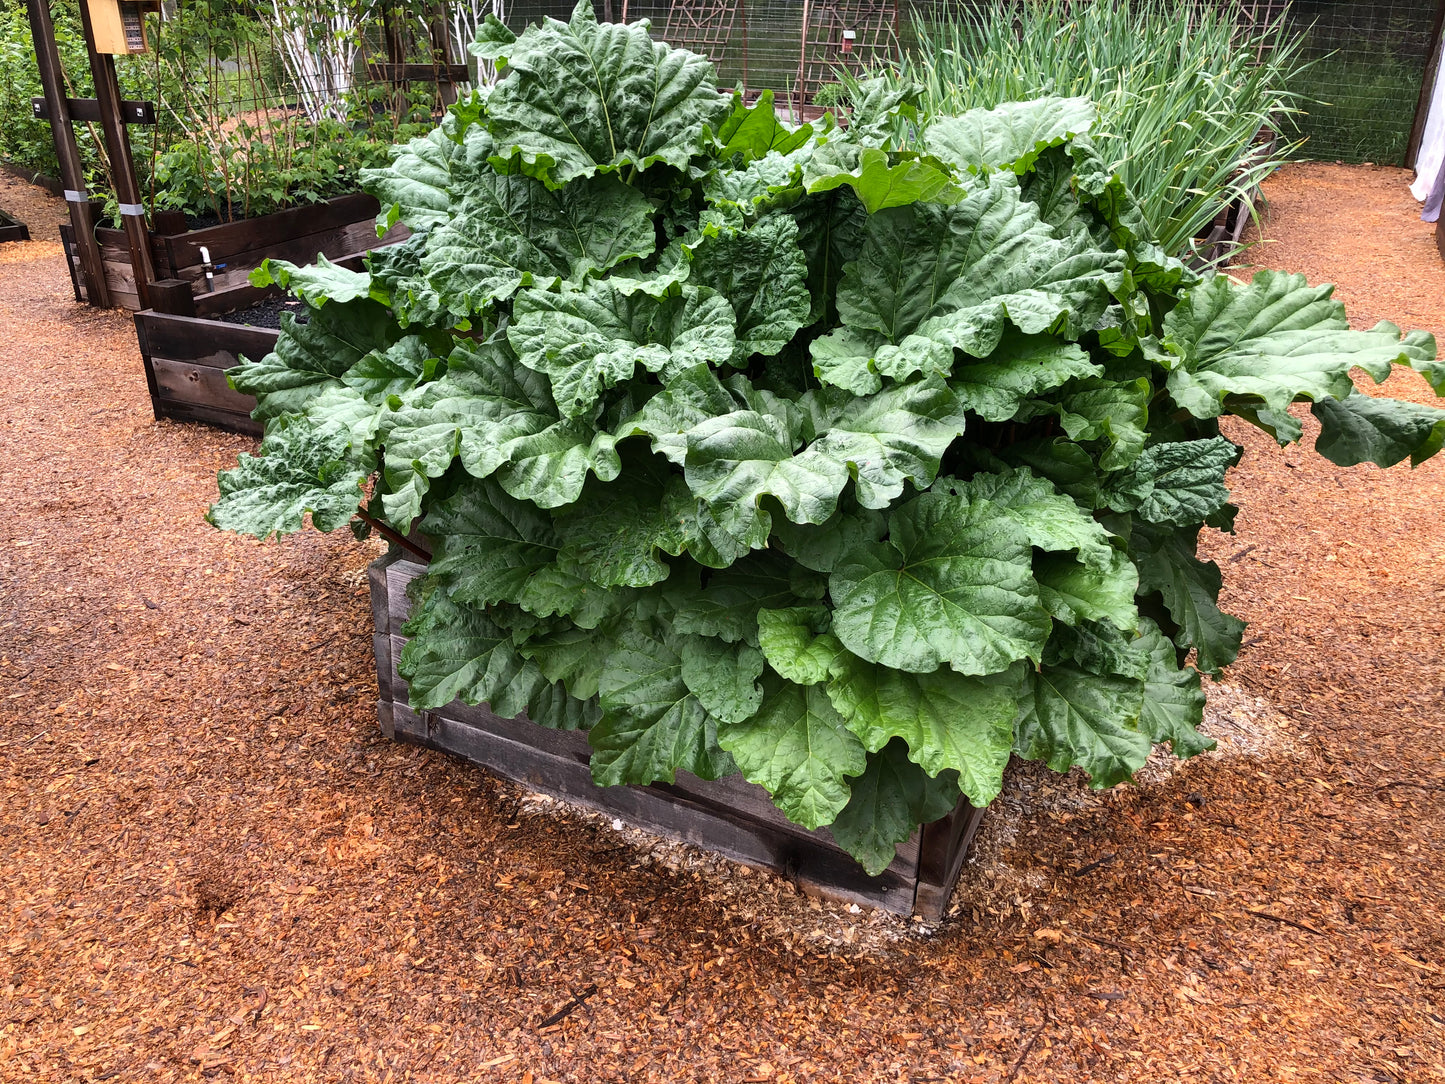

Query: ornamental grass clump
209;3;1445;876
883;0;1308;260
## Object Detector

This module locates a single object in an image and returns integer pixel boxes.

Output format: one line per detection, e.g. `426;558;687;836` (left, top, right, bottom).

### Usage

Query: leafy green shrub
208;4;1445;875
875;0;1308;261
151;114;430;223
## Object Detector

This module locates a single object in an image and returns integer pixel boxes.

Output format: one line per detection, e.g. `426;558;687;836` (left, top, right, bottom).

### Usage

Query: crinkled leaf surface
756;607;846;686
208;416;365;538
398;587;545;714
591;622;734;785
510;281;736;417
1131;522;1245;676
1105;436;1239;524
826;653;1017;807
686;213;812;361
925;97;1097;175
228;299;399;421
421;171;655;318
948;332;1100;421
678;636;764;725
1312;390;1445;469
717;677;866;829
829;488;1050;675
828;739;963;876
1135;619;1213;758
1034;550;1139;630
942;468;1117;571
796;376;968;508
1164;271;1433;418
1014;663;1150;788
483;0;729;185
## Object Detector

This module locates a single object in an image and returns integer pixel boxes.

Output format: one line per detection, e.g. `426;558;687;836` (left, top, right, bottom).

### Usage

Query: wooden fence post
74;0;156;310
26;0;110;307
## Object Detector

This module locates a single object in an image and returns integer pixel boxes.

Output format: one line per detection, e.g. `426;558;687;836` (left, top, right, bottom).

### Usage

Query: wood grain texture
371;553;977;917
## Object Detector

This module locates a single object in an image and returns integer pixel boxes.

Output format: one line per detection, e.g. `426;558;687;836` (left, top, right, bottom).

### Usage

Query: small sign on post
84;0;160;55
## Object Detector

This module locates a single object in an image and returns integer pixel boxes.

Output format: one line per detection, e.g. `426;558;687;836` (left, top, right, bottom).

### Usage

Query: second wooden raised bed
369;552;988;919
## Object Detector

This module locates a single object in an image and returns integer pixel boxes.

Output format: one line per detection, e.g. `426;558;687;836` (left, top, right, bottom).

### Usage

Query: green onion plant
881;0;1309;260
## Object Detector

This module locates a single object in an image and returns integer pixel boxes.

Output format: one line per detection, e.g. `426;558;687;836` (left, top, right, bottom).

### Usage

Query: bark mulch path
1;164;1442;1084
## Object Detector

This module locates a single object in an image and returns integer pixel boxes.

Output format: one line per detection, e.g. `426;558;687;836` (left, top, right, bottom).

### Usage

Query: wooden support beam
27;0;109;306
75;0;156;310
31;95;155;124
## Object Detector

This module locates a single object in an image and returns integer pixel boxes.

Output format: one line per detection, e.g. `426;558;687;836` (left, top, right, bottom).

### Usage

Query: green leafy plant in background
208;4;1445;876
870;0;1308;261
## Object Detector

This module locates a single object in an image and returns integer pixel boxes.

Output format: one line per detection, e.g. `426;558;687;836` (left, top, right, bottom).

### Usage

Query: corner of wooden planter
365;552;985;920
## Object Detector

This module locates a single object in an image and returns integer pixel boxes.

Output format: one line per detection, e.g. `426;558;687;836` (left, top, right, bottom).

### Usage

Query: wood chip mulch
1;163;1442;1083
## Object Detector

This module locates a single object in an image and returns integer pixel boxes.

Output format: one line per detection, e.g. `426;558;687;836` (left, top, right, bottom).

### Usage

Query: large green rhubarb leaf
207;415;365;538
795;376;968;508
480;0;729;186
1136;619;1213;758
717;677;866;829
552;452;706;585
1164;271;1435;419
944;468;1117;571
591;622;734;785
360;115;477;231
668;552;825;644
829;487;1050;675
1131;522;1245;676
678;636;764;725
683;409;846;537
829;739;963;876
826;654;1017;807
803;146;962;213
1104;436;1239;525
228;299;399;421
707;90;814;163
398;587;545;714
925;96;1097;175
1034;550;1139;630
686;213;812;361
818;175;1121;390
756;607;846;686
421;172;655;318
1014;663;1150;787
378;339;558;525
1312;390;1445;469
948;331;1100;422
421;478;561;607
510;281;736;417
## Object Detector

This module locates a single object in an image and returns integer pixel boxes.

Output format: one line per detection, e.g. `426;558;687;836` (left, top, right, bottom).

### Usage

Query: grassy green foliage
868;0;1307;261
208;6;1444;876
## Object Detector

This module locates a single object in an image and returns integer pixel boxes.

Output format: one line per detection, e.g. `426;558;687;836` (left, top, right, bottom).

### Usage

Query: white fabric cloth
1413;46;1445;201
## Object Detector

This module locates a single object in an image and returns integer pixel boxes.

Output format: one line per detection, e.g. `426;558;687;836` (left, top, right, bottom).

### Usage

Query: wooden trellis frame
663;0;747;91
792;0;899;120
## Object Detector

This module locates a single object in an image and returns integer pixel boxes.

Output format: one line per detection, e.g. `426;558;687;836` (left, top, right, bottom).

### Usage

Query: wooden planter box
125;194;409;434
369;552;987;919
63;192;405;312
132;311;269;435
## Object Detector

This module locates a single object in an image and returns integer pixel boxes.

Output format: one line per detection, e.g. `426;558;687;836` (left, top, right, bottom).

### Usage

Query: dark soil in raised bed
213;294;309;330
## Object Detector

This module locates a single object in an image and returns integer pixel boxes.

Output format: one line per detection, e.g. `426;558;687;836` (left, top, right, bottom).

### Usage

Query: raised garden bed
368;552;988;919
0;206;30;243
127;194;408;434
132;311;271;435
63;191;405;312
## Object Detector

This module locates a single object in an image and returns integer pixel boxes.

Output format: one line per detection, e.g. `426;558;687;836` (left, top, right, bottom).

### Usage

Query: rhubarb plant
209;2;1445;876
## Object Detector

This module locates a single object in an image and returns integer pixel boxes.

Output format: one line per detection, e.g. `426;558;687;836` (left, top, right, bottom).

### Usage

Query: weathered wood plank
162;193;381;266
137;311;278;366
386;701;920;914
149;356;256;414
145;398;260;436
371;553;967;916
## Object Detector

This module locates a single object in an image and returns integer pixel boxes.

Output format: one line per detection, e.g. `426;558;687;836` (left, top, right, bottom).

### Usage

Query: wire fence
507;0;1441;165
5;0;1438;224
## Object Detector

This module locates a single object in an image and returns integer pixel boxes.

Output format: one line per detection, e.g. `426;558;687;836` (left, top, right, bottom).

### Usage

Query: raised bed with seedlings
125;193;408;434
206;7;1445;914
